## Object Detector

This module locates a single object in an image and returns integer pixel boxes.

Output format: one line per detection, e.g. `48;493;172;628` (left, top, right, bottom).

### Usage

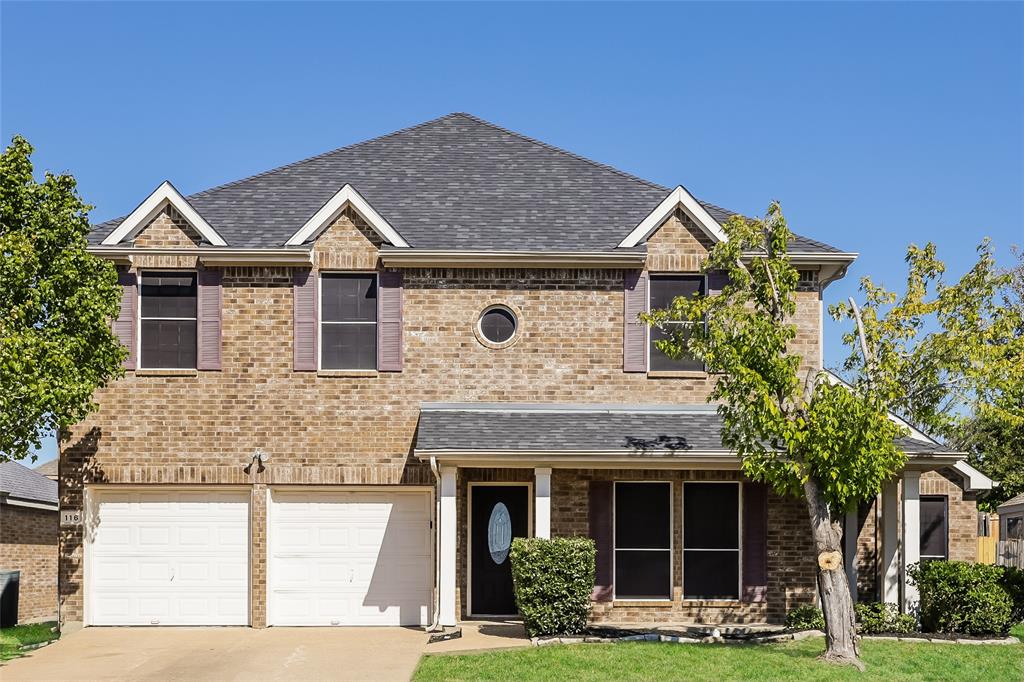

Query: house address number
61;510;82;526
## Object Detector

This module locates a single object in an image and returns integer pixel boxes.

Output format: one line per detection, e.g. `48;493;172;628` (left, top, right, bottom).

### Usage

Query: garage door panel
88;490;249;626
269;490;431;626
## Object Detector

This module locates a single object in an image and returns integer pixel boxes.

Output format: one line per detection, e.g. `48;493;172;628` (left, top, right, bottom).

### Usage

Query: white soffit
618;185;727;248
101;181;226;246
284;184;410;247
952;460;995;491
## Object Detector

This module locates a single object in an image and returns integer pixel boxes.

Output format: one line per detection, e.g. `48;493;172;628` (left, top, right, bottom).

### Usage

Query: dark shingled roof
0;461;58;507
90;113;842;254
415;403;953;456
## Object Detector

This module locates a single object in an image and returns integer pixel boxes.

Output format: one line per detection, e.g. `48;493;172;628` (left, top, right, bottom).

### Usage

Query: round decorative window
477;305;518;345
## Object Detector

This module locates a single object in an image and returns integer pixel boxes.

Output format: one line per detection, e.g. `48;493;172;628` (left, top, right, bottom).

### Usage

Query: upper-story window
320;273;377;370
649;275;705;372
140;272;197;369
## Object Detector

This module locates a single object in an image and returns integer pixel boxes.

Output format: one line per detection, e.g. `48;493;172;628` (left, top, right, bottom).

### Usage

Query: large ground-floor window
683;482;740;600
614;481;672;599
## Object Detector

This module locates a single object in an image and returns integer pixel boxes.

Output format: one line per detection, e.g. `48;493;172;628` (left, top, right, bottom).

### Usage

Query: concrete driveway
1;626;428;681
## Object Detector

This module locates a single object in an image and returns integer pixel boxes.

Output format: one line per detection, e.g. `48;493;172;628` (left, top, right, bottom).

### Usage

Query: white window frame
317;271;379;371
647;273;708;373
137;269;198;371
612;480;673;602
681;480;742;601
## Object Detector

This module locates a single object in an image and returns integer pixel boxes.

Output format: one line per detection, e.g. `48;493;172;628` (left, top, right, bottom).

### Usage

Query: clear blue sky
3;2;1022;463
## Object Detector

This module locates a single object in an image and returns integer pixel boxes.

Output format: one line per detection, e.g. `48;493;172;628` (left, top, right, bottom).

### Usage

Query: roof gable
101;181;226;246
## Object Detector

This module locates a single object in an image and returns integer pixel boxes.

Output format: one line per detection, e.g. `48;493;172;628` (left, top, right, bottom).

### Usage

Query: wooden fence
996;538;1023;569
978;534;997;564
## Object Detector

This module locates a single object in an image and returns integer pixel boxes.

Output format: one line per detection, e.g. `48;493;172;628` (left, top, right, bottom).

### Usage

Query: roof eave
380;249;648;268
87;246;314;266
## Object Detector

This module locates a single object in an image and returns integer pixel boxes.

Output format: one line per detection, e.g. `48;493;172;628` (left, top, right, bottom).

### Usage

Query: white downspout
426;456;442;632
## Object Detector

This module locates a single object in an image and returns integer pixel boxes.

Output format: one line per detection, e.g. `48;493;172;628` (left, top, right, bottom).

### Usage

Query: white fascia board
284;184;410;247
618;185;727;248
952;460;996;491
101;181;226;246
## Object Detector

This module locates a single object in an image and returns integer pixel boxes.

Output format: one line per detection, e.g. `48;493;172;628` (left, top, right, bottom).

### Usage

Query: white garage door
269;489;431;626
88;489;249;626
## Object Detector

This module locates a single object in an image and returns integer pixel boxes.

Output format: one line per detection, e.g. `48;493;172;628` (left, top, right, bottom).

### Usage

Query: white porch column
902;470;921;613
844;507;859;603
439;466;458;627
535;468;552;540
881;481;901;605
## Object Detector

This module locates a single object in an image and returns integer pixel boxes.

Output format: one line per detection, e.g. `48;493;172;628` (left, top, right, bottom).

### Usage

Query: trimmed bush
785;605;825;631
509;536;595;637
1000;566;1024;624
908;560;1013;635
855;602;916;634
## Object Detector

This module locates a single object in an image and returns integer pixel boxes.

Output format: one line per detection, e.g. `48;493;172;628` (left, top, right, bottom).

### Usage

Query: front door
470;485;530;616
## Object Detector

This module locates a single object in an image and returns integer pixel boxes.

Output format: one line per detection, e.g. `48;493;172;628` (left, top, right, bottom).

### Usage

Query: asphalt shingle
90;113;843;254
0;460;58;506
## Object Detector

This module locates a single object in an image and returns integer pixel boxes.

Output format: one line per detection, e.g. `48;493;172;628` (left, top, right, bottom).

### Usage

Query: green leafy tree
1;135;125;463
644;202;1014;667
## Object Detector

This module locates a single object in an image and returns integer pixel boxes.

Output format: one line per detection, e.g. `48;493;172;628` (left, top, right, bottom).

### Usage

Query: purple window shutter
196;269;223;370
293;269;318;371
742;481;769;602
377;271;403;372
115;270;137;370
623;271;649;372
589;481;614;601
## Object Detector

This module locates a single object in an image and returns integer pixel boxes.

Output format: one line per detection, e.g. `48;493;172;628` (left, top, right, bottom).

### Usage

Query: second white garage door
268;489;432;626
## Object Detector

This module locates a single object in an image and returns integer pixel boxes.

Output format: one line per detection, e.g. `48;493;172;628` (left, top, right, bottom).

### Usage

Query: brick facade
1;505;59;623
59;204;852;627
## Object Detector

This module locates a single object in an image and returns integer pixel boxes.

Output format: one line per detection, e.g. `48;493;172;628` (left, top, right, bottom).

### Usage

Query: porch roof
414;403;959;466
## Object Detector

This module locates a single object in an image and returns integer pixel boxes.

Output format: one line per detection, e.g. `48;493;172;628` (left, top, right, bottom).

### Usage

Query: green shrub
785;605;825;631
908;560;1013;635
1000;566;1024;624
509;537;595;637
855;601;916;634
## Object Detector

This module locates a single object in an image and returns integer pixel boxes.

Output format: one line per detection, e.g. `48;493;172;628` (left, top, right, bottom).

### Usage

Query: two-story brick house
60;113;992;630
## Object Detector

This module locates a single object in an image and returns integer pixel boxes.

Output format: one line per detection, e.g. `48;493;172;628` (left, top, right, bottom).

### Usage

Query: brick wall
1;505;58;623
60;206;824;625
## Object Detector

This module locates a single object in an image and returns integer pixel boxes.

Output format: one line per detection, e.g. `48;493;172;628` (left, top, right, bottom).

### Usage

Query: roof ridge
185;112;468;201
450;112;671;194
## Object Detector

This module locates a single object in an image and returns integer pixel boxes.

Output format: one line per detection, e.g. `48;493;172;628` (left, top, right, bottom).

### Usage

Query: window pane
480;308;516;343
920;496;947;559
321;324;377;369
683;550;739;599
650;276;704;310
140;272;197;318
1009;517;1022;540
615;482;670;549
322;274;377;322
615;550;671;599
650;324;703;372
141;319;196;368
683;483;739;549
649;276;704;371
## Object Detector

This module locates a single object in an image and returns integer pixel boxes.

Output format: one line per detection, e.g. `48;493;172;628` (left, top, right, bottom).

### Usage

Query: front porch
417;402;972;628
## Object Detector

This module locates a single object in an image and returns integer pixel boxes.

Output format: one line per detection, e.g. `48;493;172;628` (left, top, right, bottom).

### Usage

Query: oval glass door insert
487;502;513;565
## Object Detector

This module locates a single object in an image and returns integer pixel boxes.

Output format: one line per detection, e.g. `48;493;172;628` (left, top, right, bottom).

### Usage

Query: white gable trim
952;461;995;492
284;184;410;248
101;181;226;246
618;185;727;248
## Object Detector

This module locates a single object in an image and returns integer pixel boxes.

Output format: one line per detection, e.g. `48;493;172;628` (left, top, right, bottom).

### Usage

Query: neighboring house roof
0;461;58;509
33;458;58;479
89;113;843;254
998;493;1024;512
414;403;954;456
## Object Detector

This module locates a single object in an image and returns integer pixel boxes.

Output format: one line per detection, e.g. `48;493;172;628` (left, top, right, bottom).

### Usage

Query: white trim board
101;181;226;246
285;184;410;248
618;186;727;248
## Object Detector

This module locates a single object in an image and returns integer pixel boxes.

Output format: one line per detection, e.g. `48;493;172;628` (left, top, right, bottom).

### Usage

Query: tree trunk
803;477;863;670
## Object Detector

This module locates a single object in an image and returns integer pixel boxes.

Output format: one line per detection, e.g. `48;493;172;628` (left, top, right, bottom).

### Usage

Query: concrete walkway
1;626;428;681
426;619;530;655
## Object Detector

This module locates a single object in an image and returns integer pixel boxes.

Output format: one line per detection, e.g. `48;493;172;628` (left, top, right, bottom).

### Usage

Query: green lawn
0;622;59;662
415;626;1024;682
